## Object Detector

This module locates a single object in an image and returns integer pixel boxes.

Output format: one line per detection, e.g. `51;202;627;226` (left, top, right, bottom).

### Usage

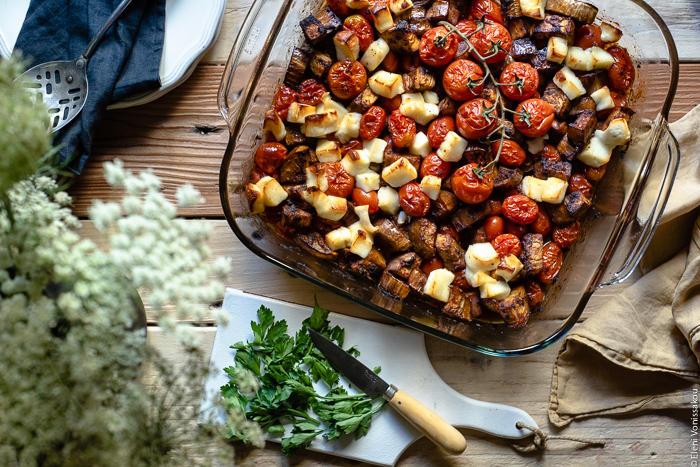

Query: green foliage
221;302;386;455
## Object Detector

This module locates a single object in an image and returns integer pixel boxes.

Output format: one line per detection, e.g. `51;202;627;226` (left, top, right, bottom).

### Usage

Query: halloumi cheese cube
354;204;379;234
479;280;511;300
564;46;591;71
400;92;424;106
263;109;287;141
600;22;623;43
381;157;418;187
466;242;500;272
256;176;288;207
420;175;442;200
577;118;631;168
325;227;352;251
590;86;615;112
370;1;394;33
541;177;568;204
364;137;388;163
305;111;340;137
437;131;467;162
316;139;342;163
335;112;362;143
355;170;381;192
334;29;360;61
465;268;497;288
547;36;568;64
245;183;265;214
321;92;348;121
315;194;348;221
494;254;523;282
409;131;431;157
553;66;586;100
286;102;317;124
368;70;405;98
341;148;371;176
349;221;374;258
519;0;546;19
526;135;548;155
423;90;439;105
389;0;413;15
589;46;615;70
423;268;455;302
360;38;390;71
378;186;401;214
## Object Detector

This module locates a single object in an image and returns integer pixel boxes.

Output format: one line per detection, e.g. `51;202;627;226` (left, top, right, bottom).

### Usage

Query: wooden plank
73;64;700;218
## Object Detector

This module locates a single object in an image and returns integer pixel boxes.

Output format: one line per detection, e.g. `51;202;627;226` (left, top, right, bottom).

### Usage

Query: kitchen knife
308;328;467;455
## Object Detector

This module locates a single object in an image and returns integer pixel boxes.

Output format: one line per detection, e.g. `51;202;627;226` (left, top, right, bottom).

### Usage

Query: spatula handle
388;388;467;455
83;0;135;60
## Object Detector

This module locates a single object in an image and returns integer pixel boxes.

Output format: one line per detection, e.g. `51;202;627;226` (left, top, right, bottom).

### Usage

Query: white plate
0;0;226;109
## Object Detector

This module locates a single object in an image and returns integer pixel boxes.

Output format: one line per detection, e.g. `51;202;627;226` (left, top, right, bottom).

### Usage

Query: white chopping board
199;289;538;466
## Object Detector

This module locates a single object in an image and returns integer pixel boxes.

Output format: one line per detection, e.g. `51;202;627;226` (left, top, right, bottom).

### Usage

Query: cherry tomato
327;0;351;17
388;110;416;148
606;46;635;92
499;62;539;101
298;79;327;105
574;24;603;49
469;0;504;24
442;59;485;102
491;233;522;257
359;106;387;141
492;139;526;167
422;256;444;274
529;206;552;236
524;279;544;307
328;60;367;100
382;50;400;72
324;162;355;198
484;216;505;241
513;99;555;138
459;19;512;64
537;242;563;284
420;152;452;179
504;219;527;238
584;164;607;183
456;98;499;140
352;188;379;214
567;173;593;198
254;142;287;173
538;144;561;162
488;199;503;216
552;220;581;249
419;27;459;67
343;15;374;51
272;85;297;120
452;163;494;204
378;95;402;113
502;194;539;225
597;91;628;119
250;166;268;184
341;139;363;156
399;181;431;217
427;116;456;149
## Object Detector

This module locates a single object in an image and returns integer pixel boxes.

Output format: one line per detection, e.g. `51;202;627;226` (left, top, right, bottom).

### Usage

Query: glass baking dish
218;0;680;356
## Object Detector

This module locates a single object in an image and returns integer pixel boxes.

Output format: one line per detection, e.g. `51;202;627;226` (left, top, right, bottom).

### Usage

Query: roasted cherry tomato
524;279;544;307
598;91;627;119
399;181;431;217
504;219;527;238
250;166;269;184
341;139;363;156
499;62;539;101
456;98;499;140
567;173;593;198
529;206;552;236
537;242;563;284
419;26;459;67
382;50;400;72
457;19;512;64
352;188;379;214
427;116;456;149
492;139;526;167
343;15;374;51
469;0;504;24
377;95;402;113
606;46;635;92
272;85;297;120
420;152;452;179
488;199;503;216
452;163;494;204
574;24;603;49
552;220;581;249
442;59;485;102
484;216;505;241
298;79;327;105
388;110;416;148
491;233;522;257
328;60;367;100
359;106;387;141
327;0;351;17
422;256;444;274
538;144;561;162
584;163;607;183
254;142;287;173
502;194;539;225
324;162;355;198
513;99;555;138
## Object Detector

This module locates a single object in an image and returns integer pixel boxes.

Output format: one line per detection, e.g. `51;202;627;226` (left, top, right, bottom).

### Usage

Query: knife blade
308;329;467;455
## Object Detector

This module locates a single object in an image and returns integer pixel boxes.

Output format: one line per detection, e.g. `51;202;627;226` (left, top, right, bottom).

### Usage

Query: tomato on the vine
359;106;387;141
452;163;494;204
456;19;512;64
499;62;539;101
456;98;499;140
399;182;431;217
513;99;555;138
419;26;459;67
388;110;416;148
328;60;367;100
469;0;504;24
442;59;485;102
491;139;526;167
502;194;539;225
343;15;374;51
420;152;452;179
352;188;379;214
427;116;456;149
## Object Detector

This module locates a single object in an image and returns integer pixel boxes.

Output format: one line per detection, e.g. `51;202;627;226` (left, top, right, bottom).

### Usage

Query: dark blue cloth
14;0;166;174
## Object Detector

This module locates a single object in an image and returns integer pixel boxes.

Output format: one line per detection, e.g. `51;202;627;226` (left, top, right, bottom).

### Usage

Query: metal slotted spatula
21;0;134;132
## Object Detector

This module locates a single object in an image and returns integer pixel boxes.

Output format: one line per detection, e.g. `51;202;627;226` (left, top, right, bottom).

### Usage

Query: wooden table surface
74;1;700;465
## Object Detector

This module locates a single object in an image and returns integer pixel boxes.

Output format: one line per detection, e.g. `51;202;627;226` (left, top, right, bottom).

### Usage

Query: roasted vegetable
284;47;309;88
380;21;420;54
300;7;342;45
545;0;598;23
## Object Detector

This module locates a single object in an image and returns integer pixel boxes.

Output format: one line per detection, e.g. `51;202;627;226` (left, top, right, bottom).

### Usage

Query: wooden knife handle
388;388;467;455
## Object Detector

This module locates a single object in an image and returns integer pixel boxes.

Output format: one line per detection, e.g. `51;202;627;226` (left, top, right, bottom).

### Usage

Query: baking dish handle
217;0;292;132
598;115;680;288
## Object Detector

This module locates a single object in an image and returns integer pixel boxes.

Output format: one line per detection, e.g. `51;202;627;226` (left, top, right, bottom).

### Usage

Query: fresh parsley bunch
220;301;385;455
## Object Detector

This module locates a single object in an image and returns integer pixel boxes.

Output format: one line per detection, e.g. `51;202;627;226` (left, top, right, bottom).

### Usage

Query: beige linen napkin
549;105;700;427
